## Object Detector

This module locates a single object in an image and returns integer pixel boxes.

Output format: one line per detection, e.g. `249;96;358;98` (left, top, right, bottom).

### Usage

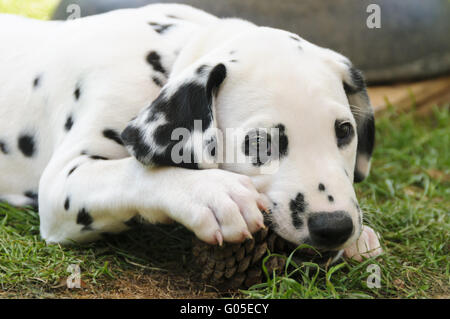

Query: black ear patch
353;113;375;183
356;114;375;157
343;65;375;183
122;63;227;168
343;67;365;95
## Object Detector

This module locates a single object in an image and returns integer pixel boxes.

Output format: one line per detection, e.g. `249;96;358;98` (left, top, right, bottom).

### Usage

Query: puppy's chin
280;238;343;266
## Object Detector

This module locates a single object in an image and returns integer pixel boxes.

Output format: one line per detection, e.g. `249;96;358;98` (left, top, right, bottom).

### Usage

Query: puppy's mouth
282;239;341;265
262;207;341;265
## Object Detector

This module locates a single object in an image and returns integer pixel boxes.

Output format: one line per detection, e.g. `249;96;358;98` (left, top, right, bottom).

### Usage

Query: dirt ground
51;271;227;299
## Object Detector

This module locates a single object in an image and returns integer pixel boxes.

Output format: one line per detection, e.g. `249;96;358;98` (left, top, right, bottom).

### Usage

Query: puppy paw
344;225;383;262
169;169;269;245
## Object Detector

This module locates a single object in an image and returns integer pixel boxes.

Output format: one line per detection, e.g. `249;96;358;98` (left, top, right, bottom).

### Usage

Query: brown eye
335;120;354;148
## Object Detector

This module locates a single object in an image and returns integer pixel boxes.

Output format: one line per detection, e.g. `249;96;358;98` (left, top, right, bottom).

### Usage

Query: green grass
1;105;448;298
0;0;59;20
0;202;197;298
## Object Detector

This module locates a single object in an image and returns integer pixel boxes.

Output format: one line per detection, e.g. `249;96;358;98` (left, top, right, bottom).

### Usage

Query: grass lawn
1;105;448;298
0;1;449;299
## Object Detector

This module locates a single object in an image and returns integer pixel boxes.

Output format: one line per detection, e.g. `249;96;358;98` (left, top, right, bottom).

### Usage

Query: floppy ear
343;65;375;183
121;63;227;169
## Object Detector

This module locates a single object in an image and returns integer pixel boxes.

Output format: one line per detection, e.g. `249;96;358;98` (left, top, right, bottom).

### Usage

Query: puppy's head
122;27;375;258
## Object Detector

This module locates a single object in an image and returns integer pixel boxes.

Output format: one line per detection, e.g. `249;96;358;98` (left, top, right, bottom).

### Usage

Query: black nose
308;211;354;248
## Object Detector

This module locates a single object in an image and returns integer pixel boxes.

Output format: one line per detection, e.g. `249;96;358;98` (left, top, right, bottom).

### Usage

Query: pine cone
192;227;289;290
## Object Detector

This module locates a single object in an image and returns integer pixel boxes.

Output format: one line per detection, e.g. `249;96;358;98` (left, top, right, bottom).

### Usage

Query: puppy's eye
243;129;272;166
335;120;354;148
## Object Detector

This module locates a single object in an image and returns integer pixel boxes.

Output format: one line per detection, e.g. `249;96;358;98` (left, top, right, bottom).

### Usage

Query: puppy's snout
308;211;353;248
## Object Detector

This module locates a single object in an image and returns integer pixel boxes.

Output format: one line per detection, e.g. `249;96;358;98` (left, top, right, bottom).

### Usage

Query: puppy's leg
344;225;383;261
39;156;267;244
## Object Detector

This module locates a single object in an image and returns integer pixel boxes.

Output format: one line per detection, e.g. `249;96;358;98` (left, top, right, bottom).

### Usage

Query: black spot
152;76;164;87
229;50;236;55
124;215;143;228
0;141;8;154
68;165;78;176
274;124;289;158
33;75;41;88
243;129;272;167
230;59;238;63
206;64;227;98
89;155;108;160
290;193;306;213
64;115;74;131
290;35;301;42
290;193;307;229
196;64;208;75
148;22;174;34
76;208;93;231
80;150;108;160
205;136;217;158
24;191;38;210
291;211;303;229
74;86;81;100
121;125;152;163
209;145;216;158
102;129;124;146
328;195;334;203
146;51;167;75
64;197;70;210
166;14;180;19
24;191;38;201
18;134;36;157
318;183;325;191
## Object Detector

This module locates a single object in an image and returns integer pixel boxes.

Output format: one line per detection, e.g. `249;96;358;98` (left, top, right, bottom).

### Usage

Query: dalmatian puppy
0;3;381;263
